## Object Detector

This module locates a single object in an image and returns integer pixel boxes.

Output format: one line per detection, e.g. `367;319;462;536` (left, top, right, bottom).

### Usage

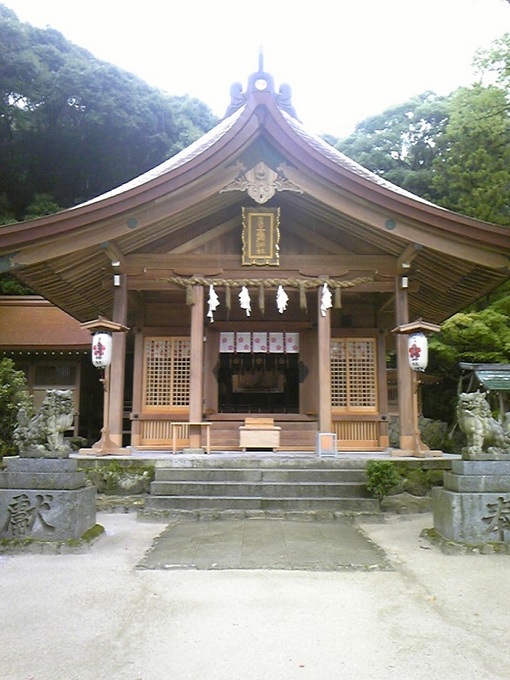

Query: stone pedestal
0;457;96;541
433;460;510;544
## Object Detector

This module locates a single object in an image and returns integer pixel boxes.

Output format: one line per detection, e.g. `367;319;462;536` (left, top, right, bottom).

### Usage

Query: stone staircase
142;455;380;517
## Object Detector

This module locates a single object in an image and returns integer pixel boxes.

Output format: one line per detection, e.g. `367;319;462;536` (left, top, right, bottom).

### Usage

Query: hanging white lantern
408;331;428;371
92;332;113;368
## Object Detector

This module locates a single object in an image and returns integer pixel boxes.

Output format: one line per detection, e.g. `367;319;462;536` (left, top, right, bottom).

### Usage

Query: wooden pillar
130;325;144;447
317;287;332;432
203;327;219;415
377;330;390;448
189;285;204;449
300;329;317;416
109;273;128;447
394;276;414;452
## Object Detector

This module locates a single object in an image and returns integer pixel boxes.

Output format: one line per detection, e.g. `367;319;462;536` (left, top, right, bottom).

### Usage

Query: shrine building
1;66;510;456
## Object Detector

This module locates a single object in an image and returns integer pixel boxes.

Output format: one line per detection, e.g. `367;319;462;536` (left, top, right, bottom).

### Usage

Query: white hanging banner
285;332;299;353
207;284;220;322
239;286;251;316
236;332;251;353
252;332;268;353
276;285;289;314
320;283;333;317
219;332;235;353
269;332;284;353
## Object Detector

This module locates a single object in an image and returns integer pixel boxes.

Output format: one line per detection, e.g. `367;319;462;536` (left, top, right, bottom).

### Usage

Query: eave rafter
167;216;239;254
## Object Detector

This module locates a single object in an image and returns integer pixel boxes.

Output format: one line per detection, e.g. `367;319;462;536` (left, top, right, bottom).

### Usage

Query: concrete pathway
138;518;393;571
1;512;510;680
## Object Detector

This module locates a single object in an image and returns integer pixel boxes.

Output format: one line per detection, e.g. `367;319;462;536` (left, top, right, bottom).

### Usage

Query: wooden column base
81;427;130;456
392;433;442;458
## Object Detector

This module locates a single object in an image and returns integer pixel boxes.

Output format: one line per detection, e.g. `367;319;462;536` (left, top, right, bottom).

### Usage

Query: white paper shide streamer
239;286;251;316
320;283;332;317
276;285;289;314
207;284;220;322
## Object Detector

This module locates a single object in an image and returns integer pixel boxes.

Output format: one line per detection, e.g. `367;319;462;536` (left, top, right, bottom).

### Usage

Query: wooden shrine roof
0;67;509;326
0;296;91;349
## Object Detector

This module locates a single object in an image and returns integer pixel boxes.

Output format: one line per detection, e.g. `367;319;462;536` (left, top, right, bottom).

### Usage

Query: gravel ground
0;511;509;680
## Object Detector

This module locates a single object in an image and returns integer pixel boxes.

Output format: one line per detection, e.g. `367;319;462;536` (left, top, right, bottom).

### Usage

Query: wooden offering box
239;417;281;452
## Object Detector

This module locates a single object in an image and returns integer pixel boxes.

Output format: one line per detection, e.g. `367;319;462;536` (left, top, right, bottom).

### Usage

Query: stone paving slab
137;518;394;571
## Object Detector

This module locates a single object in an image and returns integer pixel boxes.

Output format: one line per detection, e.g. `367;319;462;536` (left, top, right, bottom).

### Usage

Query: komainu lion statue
457;391;510;460
14;389;74;458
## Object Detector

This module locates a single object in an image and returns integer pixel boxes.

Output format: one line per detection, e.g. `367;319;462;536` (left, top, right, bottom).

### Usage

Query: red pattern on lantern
408;342;421;360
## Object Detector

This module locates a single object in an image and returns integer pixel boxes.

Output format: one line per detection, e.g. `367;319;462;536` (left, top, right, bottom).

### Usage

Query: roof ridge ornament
223;53;299;120
220;161;303;204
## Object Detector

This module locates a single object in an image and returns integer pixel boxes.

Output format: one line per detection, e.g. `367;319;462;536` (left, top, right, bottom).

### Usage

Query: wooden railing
332;418;382;449
138;415;386;451
139;418;210;452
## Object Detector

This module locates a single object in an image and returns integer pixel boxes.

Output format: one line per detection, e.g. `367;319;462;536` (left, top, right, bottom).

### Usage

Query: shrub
0;358;33;457
366;460;402;501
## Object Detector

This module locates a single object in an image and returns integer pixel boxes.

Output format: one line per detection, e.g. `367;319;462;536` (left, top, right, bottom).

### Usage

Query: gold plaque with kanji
242;207;280;266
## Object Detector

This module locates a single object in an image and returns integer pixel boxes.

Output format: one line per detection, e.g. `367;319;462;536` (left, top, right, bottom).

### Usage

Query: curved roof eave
247;98;510;254
0;104;254;252
75;106;248;207
257;100;510;249
2;84;510;260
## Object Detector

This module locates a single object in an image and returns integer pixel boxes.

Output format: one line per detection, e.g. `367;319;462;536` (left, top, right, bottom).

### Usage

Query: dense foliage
336;33;510;425
0;358;32;457
0;4;218;222
337;92;449;203
431;84;510;225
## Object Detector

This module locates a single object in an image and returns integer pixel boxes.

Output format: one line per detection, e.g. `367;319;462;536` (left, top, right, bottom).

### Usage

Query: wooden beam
317;287;332;432
397;243;422;274
100;242;126;270
189;286;204;448
125;253;398;275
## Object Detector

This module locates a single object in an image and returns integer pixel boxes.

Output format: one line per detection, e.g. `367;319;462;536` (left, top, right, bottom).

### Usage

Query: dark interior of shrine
217;353;300;413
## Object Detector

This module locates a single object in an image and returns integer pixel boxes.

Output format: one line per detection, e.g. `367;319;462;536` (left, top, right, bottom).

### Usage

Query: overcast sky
3;0;510;138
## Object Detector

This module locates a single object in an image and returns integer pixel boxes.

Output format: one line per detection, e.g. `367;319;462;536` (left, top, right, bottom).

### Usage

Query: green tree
0;273;32;294
0;358;32;457
424;306;510;422
0;5;218;218
473;32;510;91
24;193;61;219
431;84;510;224
335;92;449;201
